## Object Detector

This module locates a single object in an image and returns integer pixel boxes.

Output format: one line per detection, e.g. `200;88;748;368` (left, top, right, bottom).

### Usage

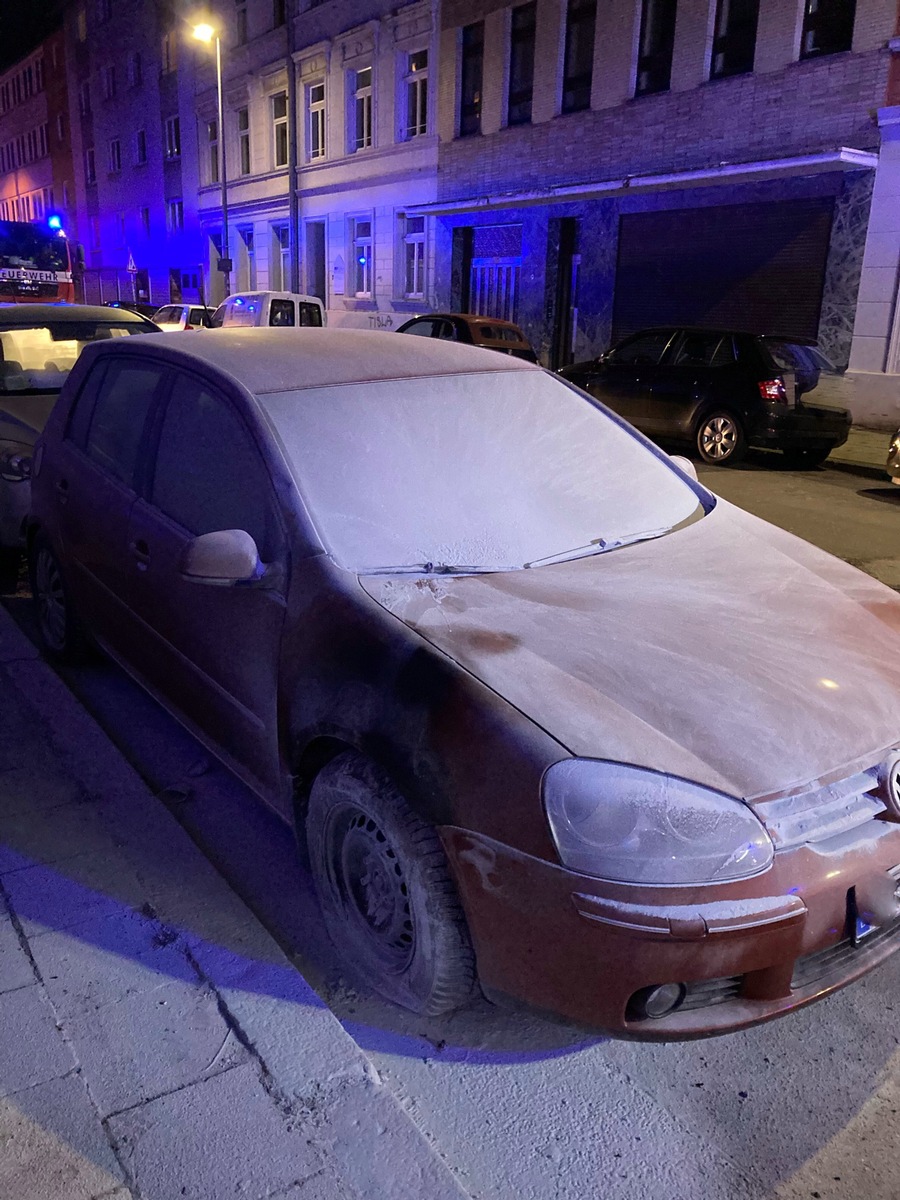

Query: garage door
612;196;835;342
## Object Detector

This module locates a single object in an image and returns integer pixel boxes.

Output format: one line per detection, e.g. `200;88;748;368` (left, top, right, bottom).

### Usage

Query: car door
122;369;289;796
578;330;676;428
47;356;169;659
644;332;739;436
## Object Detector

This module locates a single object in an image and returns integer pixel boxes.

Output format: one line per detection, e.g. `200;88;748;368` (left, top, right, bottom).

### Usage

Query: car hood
360;500;900;801
0;394;57;443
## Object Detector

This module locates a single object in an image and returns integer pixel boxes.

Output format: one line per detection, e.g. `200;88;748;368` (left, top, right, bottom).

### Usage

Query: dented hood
361;500;900;801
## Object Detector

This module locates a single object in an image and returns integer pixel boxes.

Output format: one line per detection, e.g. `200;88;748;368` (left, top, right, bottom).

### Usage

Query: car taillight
184;324;195;331
758;378;787;403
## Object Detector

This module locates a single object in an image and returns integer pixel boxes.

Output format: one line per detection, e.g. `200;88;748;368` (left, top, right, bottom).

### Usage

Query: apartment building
427;0;899;422
0;41;60;227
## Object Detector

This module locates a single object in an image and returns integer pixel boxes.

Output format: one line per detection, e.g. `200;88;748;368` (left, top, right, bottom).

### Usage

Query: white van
210;291;326;329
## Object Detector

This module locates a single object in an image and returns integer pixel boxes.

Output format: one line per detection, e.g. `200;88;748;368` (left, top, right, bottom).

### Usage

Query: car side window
672;332;735;368
154;307;177;324
402;319;435;337
269;300;295;327
81;361;165;486
434;320;457;341
150;374;282;559
609;332;674;366
188;308;208;327
66;362;109;448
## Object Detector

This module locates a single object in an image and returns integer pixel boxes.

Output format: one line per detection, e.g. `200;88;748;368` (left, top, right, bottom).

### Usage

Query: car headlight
543;759;774;884
0;441;33;482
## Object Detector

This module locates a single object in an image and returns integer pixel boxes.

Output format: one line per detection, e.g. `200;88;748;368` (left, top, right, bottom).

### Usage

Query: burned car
27;328;900;1039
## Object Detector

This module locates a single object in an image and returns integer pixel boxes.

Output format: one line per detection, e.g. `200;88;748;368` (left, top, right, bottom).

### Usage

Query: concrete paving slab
27;910;194;1021
66;978;246;1119
0;800;112;876
3;850;148;939
0;986;76;1098
0;912;34;995
0;1073;125;1200
0;764;97;820
107;1062;324;1200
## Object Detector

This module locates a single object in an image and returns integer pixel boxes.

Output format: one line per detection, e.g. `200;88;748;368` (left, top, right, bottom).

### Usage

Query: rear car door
644;331;739;435
122;369;289;796
47;357;168;658
576;330;676;427
269;299;296;327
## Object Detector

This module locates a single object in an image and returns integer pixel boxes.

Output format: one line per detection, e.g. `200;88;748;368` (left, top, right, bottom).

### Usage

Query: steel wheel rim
34;549;67;652
700;415;738;461
325;803;415;975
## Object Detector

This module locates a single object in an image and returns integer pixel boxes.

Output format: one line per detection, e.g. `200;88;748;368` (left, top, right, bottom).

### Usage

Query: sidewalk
0;610;471;1200
828;424;894;477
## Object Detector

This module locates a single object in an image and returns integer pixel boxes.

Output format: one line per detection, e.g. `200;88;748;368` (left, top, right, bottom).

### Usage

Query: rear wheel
28;535;90;663
695;411;746;465
781;447;831;469
306;751;476;1015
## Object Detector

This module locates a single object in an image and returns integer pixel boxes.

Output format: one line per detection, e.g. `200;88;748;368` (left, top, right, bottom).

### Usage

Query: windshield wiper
524;527;672;569
361;561;520;576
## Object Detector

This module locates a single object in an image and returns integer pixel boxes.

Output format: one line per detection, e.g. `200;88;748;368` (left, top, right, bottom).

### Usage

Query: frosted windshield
260;371;705;572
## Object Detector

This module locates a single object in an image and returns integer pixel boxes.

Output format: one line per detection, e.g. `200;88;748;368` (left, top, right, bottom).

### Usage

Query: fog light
627;982;687;1021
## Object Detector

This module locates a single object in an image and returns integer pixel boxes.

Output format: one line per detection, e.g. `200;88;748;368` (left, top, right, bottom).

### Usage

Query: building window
77;7;87;41
128;51;143;87
711;0;759;78
116;212;126;244
166;199;184;232
459;22;484;137
404;50;428;138
35;58;44;91
351;217;373;296
101;64;116;100
274;0;287;27
135;129;147;165
62;181;71;209
161;31;177;74
238;107;250;175
273;225;290;289
79;81;90;116
801;0;855;58
85;147;96;184
308;82;326;159
56;113;65;141
38;123;48;157
207;119;219;183
508;2;537;125
240;228;257;289
165;116;181;160
272;92;288;166
90;216;100;250
236;2;248;45
635;0;678;96
140;206;151;236
351;66;373;151
403;215;425;298
107;138;121;172
562;0;596;113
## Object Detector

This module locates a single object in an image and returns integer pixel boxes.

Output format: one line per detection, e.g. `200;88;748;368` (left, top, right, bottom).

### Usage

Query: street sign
126;251;137;274
217;258;233;273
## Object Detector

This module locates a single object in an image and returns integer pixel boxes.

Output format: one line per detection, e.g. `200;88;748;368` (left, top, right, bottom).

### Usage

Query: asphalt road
5;454;900;1200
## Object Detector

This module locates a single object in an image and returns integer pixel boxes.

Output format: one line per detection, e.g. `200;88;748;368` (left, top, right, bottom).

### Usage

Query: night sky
0;1;67;72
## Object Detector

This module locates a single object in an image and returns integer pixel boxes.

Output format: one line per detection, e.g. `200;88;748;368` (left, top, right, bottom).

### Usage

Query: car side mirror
669;455;698;482
181;529;262;586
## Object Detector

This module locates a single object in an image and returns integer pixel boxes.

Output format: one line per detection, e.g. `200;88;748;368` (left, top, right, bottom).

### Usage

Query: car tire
781;447;831;469
306;750;476;1015
29;535;91;663
695;411;747;466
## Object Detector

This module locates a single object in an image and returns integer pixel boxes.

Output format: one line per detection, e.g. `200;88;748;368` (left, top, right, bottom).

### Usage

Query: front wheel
695;411;746;466
28;535;90;663
306;751;476;1015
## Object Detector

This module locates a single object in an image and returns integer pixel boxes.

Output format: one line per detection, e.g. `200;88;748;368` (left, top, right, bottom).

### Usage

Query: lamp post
193;23;232;299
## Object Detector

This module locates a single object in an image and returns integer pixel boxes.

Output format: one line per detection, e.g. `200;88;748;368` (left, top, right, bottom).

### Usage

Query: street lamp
193;22;232;299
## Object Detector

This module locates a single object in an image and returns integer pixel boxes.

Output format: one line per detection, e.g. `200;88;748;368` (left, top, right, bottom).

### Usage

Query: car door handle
129;539;150;570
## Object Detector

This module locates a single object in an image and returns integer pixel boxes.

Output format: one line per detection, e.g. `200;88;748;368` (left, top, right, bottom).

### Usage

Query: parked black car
560;328;852;466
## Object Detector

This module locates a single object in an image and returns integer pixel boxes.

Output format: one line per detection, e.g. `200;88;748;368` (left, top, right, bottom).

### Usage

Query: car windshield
0;321;154;394
259;370;706;573
765;340;835;373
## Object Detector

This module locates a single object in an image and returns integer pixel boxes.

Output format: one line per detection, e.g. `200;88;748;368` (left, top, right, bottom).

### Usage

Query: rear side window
610;331;675;365
672;332;736;368
82;361;165;486
150;374;282;558
298;302;322;327
269;299;295;326
188;308;209;327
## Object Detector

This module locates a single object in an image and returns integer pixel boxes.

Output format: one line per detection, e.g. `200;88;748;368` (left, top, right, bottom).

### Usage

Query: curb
0;605;472;1200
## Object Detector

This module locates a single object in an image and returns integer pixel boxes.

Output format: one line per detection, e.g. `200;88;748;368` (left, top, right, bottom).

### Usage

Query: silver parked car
888;429;900;484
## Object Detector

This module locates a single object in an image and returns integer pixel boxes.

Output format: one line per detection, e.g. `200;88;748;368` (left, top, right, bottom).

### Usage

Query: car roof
620;325;819;347
0;303;149;325
79;326;541;393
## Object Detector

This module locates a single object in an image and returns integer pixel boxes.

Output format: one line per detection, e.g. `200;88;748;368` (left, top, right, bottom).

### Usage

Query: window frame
507;2;537;126
238;107;251;175
107;138;121;173
402;214;426;299
561;0;596;115
206;118;220;184
800;0;856;59
710;0;760;79
272;91;288;168
350;215;373;298
350;65;373;153
459;22;484;137
307;81;326;160
403;49;428;140
635;0;678;97
164;115;181;161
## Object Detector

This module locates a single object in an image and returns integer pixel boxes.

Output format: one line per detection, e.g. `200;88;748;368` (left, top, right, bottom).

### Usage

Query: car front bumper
750;403;852;452
441;817;900;1040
